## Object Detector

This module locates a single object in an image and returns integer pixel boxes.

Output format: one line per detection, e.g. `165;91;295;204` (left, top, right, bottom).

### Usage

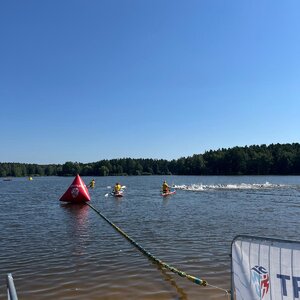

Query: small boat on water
59;174;91;203
161;190;176;197
3;178;12;181
111;191;124;197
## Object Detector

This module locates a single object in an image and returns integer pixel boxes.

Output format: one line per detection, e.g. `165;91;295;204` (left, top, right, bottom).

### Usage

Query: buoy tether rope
87;202;207;285
86;202;230;296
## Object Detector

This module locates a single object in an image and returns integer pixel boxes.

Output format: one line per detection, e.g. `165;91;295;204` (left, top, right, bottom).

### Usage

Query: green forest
1;143;300;177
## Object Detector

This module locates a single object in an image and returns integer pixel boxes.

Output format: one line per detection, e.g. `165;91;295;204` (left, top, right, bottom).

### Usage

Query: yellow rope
87;202;230;294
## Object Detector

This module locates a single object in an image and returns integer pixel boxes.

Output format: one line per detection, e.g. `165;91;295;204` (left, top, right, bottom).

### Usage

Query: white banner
232;235;300;300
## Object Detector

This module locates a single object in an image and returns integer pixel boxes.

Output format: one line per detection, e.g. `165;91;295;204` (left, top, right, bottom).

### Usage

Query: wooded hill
1;143;300;177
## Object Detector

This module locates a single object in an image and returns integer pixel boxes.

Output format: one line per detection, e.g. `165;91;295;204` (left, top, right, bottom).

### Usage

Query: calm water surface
1;175;300;299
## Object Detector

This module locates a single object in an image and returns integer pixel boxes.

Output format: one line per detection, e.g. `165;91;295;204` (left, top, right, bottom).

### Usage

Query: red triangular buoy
59;174;91;203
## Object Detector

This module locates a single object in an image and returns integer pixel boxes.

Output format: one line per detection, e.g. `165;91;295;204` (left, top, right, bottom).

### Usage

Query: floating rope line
87;203;231;297
86;202;208;286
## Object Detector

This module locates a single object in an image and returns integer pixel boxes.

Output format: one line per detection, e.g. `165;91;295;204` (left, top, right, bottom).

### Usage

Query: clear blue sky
1;1;299;164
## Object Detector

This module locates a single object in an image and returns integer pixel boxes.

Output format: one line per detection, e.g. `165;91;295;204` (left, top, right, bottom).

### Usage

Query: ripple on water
1;175;300;299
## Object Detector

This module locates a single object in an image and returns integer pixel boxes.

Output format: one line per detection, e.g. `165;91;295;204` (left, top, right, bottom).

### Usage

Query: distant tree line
1;143;300;177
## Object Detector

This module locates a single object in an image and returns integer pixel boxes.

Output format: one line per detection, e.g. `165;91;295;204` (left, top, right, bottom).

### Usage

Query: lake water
1;175;299;299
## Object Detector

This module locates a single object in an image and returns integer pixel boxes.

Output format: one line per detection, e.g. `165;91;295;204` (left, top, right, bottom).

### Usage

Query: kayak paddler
162;180;170;193
88;179;95;188
114;182;122;194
